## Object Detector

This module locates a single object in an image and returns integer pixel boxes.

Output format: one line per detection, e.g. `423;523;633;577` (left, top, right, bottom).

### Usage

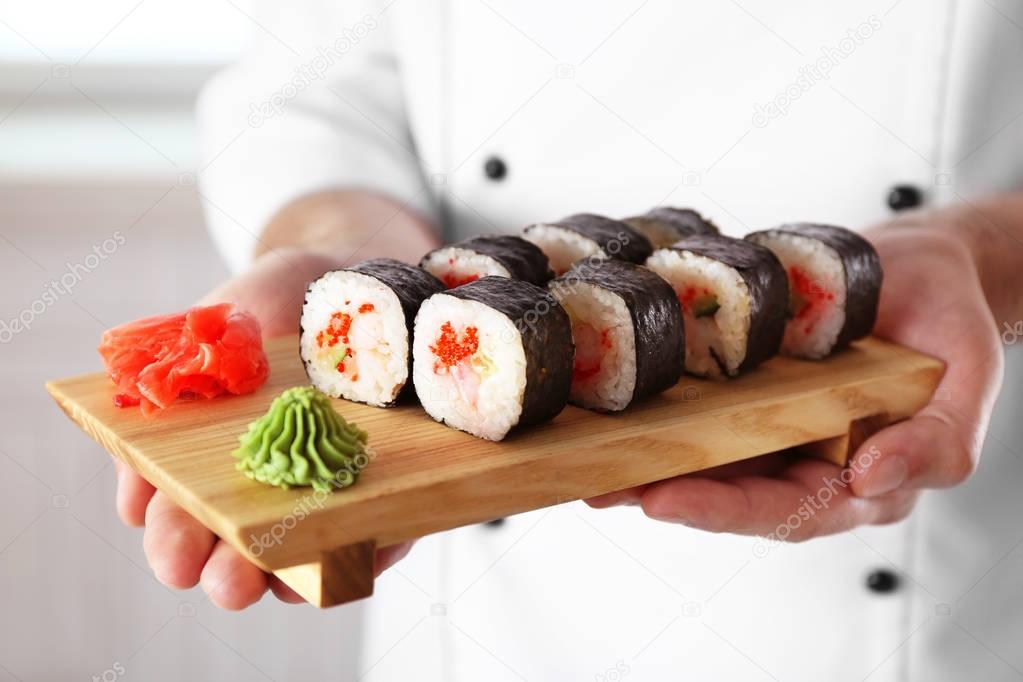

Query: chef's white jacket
197;1;1023;680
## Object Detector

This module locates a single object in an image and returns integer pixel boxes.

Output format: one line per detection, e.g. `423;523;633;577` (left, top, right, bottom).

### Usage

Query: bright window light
0;0;248;63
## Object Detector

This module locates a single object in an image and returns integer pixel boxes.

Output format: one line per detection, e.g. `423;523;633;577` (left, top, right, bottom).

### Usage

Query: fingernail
859;455;908;497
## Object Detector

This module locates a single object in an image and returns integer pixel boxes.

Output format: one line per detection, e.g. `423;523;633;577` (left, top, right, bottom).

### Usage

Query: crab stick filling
788;265;835;336
669;281;728;377
440;272;481;289
430;322;492;407
572;322;612;383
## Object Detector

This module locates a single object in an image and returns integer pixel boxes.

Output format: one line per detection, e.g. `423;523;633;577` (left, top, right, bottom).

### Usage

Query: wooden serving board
47;335;942;607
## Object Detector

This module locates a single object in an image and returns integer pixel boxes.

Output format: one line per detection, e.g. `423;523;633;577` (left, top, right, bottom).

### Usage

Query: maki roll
301;258;444;407
550;260;684;412
746;224;882;359
413;277;573;441
646;235;787;378
419;235;553;288
624;207;720;248
522;213;653;276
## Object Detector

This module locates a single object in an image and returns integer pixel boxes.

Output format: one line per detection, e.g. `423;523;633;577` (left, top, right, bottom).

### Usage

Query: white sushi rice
551;282;636;411
646;249;751;378
747;232;846;359
420;247;512;287
413;294;527;441
300;271;409;406
522;224;604;275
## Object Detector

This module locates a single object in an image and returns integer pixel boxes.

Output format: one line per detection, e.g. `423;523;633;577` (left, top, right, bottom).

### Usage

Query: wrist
864;201;1023;324
255;188;440;264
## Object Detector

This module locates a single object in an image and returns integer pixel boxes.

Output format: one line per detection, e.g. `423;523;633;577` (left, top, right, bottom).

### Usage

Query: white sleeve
196;1;436;274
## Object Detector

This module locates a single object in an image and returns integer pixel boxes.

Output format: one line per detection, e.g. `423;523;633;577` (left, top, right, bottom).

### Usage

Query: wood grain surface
47;335;943;606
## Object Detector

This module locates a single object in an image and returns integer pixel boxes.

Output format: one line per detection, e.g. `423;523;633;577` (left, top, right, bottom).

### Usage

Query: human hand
114;247;413;608
588;226;1004;541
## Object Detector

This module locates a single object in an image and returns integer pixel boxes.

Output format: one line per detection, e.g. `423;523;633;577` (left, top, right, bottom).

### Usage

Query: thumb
850;349;1003;498
850;410;972;497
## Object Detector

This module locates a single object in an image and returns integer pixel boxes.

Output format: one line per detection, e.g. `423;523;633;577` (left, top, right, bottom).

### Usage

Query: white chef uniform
197;1;1023;679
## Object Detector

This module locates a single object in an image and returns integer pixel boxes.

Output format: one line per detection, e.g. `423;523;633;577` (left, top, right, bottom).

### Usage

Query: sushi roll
522;213;653;276
419;235;553;289
301;258;444;407
413;277;573;441
550;260;684;412
624;207;720;248
646;235;788;379
746;224;882;359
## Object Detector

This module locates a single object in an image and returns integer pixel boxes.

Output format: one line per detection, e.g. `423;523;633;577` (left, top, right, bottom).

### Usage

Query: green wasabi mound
233;386;369;493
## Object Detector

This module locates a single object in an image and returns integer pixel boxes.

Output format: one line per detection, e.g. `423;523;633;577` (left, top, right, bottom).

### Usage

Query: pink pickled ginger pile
98;303;269;415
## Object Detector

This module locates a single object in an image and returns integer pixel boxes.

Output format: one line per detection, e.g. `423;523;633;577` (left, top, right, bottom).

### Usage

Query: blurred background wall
3;3;1023;681
0;3;377;679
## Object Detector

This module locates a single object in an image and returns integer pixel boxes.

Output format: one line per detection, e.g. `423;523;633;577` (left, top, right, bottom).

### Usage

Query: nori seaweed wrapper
421;235;554;286
625;207;719;246
347;259;446;334
747;223;882;350
302;258;444;405
668;235;788;373
445;276;573;428
554;260;684;409
538;213;654;264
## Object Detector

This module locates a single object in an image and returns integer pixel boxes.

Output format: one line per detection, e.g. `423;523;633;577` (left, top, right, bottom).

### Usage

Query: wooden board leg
273;540;376;608
799;412;891;467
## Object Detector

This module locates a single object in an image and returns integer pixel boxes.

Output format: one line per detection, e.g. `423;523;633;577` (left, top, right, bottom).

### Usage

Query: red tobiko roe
316;311;353;348
316;304;376;375
430;322;480;369
335;347;353;374
98;303;269;415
